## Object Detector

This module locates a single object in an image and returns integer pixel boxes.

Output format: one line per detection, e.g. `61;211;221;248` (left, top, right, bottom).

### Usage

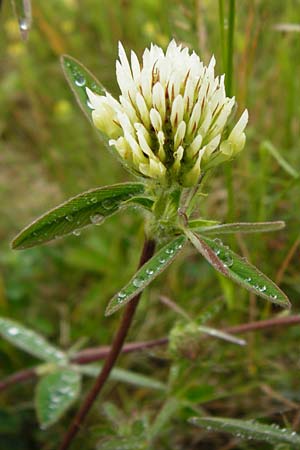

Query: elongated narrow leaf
186;231;290;309
188;219;221;229
78;365;165;391
195;221;285;235
106;235;187;316
35;369;81;428
190;416;300;446
12;183;145;249
0;317;67;363
61;55;106;123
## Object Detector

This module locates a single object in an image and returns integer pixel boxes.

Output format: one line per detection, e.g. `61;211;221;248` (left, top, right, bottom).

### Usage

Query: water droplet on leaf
132;278;144;288
102;199;114;210
165;248;174;255
8;327;19;336
75;75;86;87
90;214;103;225
19;18;29;31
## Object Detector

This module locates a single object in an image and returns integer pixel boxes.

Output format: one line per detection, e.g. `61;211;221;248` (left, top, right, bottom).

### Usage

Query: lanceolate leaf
12;183;145;249
188;219;221;229
78;364;165;391
35;369;81;428
192;221;285;235
0;317;67;363
61;55;106;123
186;231;290;309
190;416;300;446
106;235;187;316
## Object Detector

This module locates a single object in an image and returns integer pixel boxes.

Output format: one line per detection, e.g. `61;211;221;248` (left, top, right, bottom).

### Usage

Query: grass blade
12;182;145;249
262;140;299;179
186;231;290;309
11;0;32;40
190;416;300;446
106;235;187;316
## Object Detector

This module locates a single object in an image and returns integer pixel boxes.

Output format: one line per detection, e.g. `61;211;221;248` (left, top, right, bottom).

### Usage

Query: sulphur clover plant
8;41;290;449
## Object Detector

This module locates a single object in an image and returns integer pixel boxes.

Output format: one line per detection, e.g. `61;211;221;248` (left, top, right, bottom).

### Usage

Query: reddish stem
59;238;156;450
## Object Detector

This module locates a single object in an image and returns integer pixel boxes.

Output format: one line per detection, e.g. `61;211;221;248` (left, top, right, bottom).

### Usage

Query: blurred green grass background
1;0;300;449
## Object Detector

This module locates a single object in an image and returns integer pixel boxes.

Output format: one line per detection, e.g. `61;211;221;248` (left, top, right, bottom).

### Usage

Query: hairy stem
59;238;156;450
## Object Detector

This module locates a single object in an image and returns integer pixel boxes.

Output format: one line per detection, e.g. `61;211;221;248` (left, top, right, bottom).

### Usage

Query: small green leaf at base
186;231;290;309
0;317;67;363
35;369;81;428
106;235;187;316
12;182;145;249
190;416;300;446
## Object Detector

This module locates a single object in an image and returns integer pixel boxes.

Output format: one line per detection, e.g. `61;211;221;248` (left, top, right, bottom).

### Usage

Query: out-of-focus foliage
1;1;300;449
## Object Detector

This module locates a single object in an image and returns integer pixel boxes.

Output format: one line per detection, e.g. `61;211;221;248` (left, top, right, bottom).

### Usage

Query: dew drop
73;229;81;236
271;294;278;300
75;75;86;87
146;268;154;276
259;285;267;293
65;215;73;222
165;247;174;255
213;238;223;246
102;199;115;210
158;257;166;264
245;277;252;283
8;327;19;336
223;253;233;268
90;214;103;225
117;291;127;301
90;197;97;204
19;18;29;31
132;278;144;288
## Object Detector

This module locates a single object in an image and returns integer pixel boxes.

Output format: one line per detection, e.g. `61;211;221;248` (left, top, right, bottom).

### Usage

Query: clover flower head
87;40;248;187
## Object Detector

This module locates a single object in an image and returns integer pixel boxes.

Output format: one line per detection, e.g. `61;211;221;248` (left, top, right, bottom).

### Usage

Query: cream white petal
229;109;249;139
118;41;132;79
186;134;203;159
130;50;141;82
174;121;186;149
170;95;184;129
135;92;150;127
150;108;162;131
152;82;166;120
